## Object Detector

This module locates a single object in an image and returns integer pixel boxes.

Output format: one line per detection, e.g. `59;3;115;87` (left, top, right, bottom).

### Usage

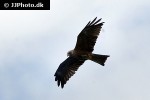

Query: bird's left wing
54;56;85;88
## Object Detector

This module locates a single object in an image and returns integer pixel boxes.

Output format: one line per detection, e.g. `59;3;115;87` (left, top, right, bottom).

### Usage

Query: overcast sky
0;0;150;100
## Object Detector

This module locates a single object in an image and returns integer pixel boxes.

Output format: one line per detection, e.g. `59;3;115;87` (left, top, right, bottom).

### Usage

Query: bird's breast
72;50;92;60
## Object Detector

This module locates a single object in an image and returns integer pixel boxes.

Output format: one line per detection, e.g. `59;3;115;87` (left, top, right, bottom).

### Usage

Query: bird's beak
67;53;70;57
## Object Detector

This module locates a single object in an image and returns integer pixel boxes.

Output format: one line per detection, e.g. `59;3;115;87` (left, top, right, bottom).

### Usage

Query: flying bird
54;17;109;88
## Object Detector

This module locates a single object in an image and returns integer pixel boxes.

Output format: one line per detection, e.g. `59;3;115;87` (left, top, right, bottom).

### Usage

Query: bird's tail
90;54;109;66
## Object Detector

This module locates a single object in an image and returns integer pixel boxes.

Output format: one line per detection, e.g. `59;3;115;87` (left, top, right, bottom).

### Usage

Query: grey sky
0;0;150;100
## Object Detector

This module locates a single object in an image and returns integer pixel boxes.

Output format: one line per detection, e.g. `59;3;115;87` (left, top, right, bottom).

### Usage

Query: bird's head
67;50;74;57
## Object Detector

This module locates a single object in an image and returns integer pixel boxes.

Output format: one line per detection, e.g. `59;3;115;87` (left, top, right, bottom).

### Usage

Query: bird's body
54;17;109;88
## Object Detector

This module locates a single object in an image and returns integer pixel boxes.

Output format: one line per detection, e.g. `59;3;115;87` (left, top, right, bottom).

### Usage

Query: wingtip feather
85;17;104;27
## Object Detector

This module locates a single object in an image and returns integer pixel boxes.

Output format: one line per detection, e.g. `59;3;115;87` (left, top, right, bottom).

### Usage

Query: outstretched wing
74;17;104;52
54;56;86;88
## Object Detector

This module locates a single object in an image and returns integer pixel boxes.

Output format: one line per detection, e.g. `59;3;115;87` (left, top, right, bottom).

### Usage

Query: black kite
54;17;109;88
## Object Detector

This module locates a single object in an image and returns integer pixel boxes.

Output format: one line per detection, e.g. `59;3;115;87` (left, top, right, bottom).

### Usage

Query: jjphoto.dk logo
1;0;50;10
4;2;44;8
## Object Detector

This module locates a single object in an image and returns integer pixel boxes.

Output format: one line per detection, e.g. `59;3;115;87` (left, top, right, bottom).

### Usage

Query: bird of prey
54;17;109;88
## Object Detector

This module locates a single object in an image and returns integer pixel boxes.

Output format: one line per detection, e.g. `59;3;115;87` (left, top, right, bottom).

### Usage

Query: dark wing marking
74;17;104;52
54;56;86;88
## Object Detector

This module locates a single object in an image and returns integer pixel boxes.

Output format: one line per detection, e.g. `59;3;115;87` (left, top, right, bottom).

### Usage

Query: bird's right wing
54;56;85;88
74;17;104;52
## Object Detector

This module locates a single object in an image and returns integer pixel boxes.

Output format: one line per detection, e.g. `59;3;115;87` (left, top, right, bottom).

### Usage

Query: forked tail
90;54;109;66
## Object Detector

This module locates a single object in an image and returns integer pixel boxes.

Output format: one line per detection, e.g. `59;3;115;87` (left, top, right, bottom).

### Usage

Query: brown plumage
54;17;109;88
